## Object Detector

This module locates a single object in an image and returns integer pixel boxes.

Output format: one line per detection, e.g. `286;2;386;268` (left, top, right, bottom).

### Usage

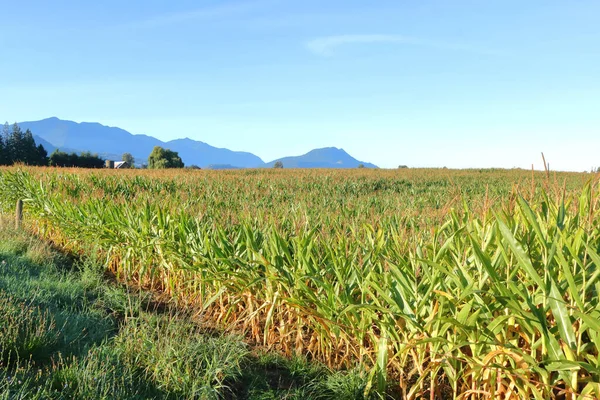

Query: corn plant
0;166;598;399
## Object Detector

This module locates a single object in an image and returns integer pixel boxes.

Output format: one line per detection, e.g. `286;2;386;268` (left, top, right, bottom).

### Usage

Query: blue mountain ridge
264;147;378;169
17;117;378;169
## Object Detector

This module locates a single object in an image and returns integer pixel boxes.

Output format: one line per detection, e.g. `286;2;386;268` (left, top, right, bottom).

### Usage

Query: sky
1;0;599;170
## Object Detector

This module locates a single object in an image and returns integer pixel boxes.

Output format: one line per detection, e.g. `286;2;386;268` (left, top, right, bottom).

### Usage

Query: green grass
0;221;369;399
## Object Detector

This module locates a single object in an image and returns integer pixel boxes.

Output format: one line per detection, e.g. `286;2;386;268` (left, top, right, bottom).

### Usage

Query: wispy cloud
305;34;502;56
124;0;273;29
306;35;412;56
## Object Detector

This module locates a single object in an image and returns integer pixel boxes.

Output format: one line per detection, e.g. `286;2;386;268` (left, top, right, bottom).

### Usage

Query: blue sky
1;0;599;170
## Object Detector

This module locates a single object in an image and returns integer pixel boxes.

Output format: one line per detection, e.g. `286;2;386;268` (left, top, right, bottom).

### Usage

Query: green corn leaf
548;278;577;350
496;217;545;289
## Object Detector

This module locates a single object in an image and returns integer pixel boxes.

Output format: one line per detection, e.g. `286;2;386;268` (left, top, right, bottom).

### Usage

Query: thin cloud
305;34;503;56
124;0;273;29
306;35;414;56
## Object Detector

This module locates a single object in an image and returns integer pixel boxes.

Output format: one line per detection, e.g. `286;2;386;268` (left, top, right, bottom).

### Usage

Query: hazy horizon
2;1;599;171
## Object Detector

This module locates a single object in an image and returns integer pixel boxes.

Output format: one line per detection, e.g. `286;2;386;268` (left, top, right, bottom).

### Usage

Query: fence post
15;199;23;229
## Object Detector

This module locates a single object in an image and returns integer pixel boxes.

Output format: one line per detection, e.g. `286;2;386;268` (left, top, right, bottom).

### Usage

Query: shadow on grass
0;251;116;364
0;228;168;398
0;223;372;399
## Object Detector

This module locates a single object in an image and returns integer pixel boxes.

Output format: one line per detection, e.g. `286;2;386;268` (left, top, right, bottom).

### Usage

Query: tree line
48;151;105;168
0;122;48;166
1;122;106;168
2;122;188;169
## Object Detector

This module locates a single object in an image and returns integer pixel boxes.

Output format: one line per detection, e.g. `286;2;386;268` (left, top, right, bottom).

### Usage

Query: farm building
105;160;130;169
114;161;129;169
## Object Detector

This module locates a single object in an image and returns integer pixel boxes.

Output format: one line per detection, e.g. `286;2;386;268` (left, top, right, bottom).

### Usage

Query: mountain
32;135;58;154
18;117;264;168
20;118;161;159
263;147;378;169
32;135;125;162
18;118;378;169
166;138;261;168
205;164;244;170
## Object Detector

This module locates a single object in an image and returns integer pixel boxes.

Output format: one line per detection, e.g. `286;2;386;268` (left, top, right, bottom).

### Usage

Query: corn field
0;166;599;399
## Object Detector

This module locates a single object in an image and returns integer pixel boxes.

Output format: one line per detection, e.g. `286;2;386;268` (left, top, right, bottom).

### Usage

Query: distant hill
31;135;125;162
263;147;378;169
20;118;160;158
17;118;378;169
19;118;263;168
205;164;244;170
32;135;58;154
166;138;261;169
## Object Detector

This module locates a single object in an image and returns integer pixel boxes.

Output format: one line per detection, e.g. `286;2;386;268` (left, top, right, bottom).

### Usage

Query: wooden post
15;199;23;229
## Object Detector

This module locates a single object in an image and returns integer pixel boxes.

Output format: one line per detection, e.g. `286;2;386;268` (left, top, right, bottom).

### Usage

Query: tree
273;161;283;169
49;150;104;168
49;150;69;167
398;165;408;169
1;122;9;138
122;152;135;166
0;121;12;165
21;129;39;165
147;146;184;169
0;122;50;166
0;123;49;166
79;152;105;168
36;144;48;166
0;130;5;166
357;164;365;168
7;123;24;163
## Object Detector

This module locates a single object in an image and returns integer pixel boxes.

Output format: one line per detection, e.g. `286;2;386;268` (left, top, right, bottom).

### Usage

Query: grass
0;218;368;399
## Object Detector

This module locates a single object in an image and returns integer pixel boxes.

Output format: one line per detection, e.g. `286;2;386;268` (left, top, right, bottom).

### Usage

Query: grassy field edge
0;218;370;399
